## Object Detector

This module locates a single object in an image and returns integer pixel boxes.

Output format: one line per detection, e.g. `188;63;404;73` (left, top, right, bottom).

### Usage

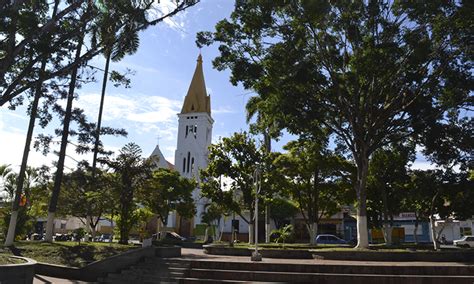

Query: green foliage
270;224;294;245
201;203;225;226
59;168;113;237
367;145;413;228
198;0;472;247
269;198;298;229
73;228;86;245
0;167;49;240
103;143;152;244
139;168;196;227
200;132;262;225
1;0;199;106
273;138;354;231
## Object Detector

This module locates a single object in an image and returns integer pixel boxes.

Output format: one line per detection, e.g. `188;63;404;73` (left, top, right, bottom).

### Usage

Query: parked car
315;234;348;245
453;235;474;248
152;231;187;242
54;233;70;241
98;234;112;242
29;233;43;241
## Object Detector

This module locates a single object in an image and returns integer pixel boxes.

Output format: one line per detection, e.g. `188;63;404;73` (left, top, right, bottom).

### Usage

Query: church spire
181;54;211;115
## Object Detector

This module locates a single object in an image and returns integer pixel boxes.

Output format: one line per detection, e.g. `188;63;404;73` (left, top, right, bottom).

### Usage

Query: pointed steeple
181;54;211;115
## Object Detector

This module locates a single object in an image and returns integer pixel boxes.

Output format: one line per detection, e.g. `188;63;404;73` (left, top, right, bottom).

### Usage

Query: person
441;235;447;245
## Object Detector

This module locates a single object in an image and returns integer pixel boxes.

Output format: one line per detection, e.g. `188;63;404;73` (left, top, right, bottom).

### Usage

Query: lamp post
251;166;263;261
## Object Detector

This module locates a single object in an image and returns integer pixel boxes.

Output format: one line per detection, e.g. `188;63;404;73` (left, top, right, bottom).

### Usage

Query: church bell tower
174;54;213;234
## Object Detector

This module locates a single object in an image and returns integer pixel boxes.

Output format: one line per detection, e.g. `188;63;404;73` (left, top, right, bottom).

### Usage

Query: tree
269;198;298;230
201;203;225;242
201;132;262;243
90;0;144;176
2;167;45;241
274;138;353;245
103;143;152;244
198;1;472;248
4;1;62;247
245;92;282;243
44;7;89;242
366;145;413;245
270;224;293;245
139;168;195;234
0;165;13;194
0;0;200;106
59;168;113;240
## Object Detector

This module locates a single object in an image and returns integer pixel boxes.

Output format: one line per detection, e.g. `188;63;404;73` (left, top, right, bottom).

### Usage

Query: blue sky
0;0;434;172
0;1;259;170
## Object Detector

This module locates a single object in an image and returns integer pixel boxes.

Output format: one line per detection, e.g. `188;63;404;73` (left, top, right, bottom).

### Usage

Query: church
149;54;213;237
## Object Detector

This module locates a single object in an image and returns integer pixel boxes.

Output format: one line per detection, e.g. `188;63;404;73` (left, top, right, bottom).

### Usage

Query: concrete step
187;268;474;284
171;259;474;276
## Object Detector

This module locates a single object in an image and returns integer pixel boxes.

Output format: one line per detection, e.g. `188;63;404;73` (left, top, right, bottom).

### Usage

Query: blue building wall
343;219;431;243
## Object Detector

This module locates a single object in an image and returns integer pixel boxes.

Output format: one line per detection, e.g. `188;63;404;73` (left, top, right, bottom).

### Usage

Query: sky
0;0;435;174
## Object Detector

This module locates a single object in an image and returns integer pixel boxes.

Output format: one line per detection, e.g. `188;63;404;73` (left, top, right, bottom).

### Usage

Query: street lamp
251;166;263;261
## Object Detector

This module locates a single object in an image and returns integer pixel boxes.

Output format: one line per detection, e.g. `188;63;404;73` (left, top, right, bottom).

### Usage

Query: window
187;152;191;173
183;158;186;173
185;126;188;138
191;157;195;172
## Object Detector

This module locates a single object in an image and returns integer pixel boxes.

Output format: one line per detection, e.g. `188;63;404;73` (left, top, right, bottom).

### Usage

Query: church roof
150;144;174;170
180;54;211;115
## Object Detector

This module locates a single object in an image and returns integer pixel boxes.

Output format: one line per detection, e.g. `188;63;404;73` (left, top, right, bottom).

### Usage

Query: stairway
99;257;474;283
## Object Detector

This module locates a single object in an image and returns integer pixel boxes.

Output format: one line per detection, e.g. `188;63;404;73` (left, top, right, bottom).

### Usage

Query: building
150;54;213;237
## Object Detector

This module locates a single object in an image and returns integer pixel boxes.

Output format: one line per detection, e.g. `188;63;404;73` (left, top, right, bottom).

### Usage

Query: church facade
150;54;213;237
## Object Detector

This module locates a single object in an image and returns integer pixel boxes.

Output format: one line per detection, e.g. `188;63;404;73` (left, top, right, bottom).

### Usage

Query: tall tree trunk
265;204;270;243
413;214;419;245
355;153;370;249
5;62;43;246
248;221;254;244
110;211;115;243
381;186;392;245
4;0;59;247
45;33;84;242
430;214;440;250
91;51;111;175
308;222;318;245
263;130;271;243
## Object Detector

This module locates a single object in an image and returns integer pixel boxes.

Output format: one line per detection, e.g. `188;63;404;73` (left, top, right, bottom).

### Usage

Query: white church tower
174;54;213;236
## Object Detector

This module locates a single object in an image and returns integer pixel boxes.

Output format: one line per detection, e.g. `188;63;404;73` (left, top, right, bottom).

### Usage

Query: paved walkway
34;248;474;283
180;248;474;267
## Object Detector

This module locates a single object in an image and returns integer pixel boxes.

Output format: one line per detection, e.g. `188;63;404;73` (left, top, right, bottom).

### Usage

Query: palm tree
0;165;13;198
90;2;143;176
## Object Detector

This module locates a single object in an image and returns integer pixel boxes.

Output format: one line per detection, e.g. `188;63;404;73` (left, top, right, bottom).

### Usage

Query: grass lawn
0;254;26;265
0;241;137;267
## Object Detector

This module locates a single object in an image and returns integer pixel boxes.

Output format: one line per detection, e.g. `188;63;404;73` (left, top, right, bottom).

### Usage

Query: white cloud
147;0;190;37
113;61;160;74
409;161;436;171
76;92;181;124
212;106;236;114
